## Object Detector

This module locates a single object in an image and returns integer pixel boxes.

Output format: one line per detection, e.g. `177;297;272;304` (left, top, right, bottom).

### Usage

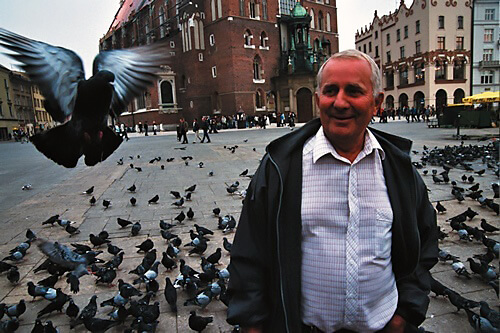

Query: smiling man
226;50;438;333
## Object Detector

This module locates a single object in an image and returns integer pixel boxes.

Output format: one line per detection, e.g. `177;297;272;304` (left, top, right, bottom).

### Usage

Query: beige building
355;0;471;112
0;65;17;140
32;84;54;132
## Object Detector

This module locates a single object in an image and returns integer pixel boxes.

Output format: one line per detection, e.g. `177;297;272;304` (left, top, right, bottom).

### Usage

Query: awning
462;91;500;103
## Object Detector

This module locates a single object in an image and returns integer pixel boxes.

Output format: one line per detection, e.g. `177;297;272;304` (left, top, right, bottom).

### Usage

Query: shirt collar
312;127;386;164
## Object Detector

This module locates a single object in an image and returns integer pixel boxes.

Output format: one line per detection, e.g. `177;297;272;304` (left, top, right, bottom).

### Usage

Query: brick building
355;0;471;113
99;0;338;128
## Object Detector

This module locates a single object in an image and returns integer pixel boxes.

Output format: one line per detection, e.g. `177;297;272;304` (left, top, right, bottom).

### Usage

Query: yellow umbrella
462;91;500;103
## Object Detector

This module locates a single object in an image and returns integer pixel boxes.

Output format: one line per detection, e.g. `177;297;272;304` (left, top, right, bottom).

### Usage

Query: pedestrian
226;49;438;333
289;111;296;127
192;118;201;143
144;121;148;136
179;118;188;144
120;123;129;141
200;116;211;143
138;121;143;133
404;106;410;123
153;121;157;135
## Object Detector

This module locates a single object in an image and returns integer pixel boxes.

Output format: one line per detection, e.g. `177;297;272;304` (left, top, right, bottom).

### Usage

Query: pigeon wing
93;42;169;115
38;240;83;269
0;28;84;122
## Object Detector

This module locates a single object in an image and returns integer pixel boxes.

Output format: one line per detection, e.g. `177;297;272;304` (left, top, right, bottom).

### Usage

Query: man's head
315;50;384;152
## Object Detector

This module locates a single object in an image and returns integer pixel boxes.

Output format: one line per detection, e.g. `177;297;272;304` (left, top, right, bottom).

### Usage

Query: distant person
138;121;143;133
200;116;211;143
179;118;188;144
153;121;157;135
144;121;149;136
192;118;201;143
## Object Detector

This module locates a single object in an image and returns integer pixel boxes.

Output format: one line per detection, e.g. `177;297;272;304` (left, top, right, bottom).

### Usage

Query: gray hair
316;49;382;98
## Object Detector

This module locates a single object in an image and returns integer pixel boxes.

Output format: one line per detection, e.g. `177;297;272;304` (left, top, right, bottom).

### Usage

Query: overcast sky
0;0;397;76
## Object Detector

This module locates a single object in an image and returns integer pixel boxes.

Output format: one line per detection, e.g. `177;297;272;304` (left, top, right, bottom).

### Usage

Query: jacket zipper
268;153;290;333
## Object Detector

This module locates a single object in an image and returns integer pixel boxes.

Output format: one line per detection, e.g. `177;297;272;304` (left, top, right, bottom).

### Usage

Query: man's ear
314;91;320;108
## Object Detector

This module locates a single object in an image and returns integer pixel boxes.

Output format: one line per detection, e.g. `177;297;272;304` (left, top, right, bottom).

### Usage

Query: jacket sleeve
395;171;439;327
226;156;272;326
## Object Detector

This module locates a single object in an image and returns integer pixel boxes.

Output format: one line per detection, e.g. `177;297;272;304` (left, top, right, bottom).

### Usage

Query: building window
239;0;245;16
249;0;258;18
198;53;204;61
212;66;217;78
368;41;372;53
262;0;268;20
456;36;464;50
400;46;405;59
260;31;268;48
483;49;493;61
318;11;324;31
481;71;493;84
209;34;215;46
211;0;217;21
396;29;401;41
484;29;493;42
375;46;379;58
485;9;495;20
363;44;366;53
253;55;262;80
386;51;391;63
159;8;166;38
244;29;253;46
385;71;394;88
170;41;175;48
326;13;331;32
415;40;421;54
255;89;265;108
375;31;378;39
399;68;408;85
435;62;447;80
453;60;465;80
160;81;174;105
457;16;463;29
437;36;445;49
386;33;390;46
414;63;425;82
404;25;408;39
438;16;444;29
136;94;146;109
416;20;420;34
310;9;315;29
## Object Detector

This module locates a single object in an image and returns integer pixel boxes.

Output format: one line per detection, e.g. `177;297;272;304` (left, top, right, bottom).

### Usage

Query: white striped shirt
301;127;398;332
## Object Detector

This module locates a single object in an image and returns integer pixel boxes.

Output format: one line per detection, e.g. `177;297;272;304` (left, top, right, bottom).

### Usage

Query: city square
0;120;498;332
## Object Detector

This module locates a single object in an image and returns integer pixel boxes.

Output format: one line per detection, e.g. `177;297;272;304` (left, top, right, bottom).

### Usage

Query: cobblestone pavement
0;120;498;332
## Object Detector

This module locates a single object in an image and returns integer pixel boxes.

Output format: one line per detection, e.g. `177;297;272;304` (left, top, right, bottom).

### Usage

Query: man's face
315;58;383;146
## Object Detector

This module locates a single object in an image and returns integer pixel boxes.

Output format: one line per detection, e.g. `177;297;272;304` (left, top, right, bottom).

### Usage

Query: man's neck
328;133;366;163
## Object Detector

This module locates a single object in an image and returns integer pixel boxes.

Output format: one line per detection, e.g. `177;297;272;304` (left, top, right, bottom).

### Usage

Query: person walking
179;118;188;144
144;121;149;136
200;116;211;143
138;121;143;133
226;49;438;333
192;118;201;143
153;121;157;135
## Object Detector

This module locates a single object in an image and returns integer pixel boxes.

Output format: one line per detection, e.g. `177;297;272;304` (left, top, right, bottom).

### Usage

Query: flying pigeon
0;28;169;167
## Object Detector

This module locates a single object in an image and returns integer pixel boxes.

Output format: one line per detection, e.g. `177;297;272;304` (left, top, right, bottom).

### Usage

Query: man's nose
333;90;349;109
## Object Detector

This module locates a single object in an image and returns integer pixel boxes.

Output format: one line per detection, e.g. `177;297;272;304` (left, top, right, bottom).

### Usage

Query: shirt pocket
375;208;393;259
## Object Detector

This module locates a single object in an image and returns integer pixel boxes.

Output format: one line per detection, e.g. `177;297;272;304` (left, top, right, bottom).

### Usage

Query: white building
472;0;499;95
355;0;472;112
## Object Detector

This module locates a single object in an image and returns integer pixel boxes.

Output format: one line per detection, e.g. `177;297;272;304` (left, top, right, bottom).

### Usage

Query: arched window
193;20;200;49
326;13;331;32
239;0;245;16
217;0;222;18
314;38;321;52
261;31;268;48
244;29;253;46
323;39;331;55
262;0;268;20
211;0;216;21
310;9;315;29
318;11;324;31
453;88;465;104
249;0;258;18
253;55;262;80
199;20;205;49
160;81;174;104
159;7;166;38
255;89;265;109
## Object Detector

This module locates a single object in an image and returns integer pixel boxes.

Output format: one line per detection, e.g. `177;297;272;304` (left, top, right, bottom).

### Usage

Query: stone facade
355;0;472;112
472;0;499;95
0;65;17;140
100;0;338;128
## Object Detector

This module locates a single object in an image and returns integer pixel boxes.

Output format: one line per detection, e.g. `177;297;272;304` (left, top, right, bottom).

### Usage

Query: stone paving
0;120;498;332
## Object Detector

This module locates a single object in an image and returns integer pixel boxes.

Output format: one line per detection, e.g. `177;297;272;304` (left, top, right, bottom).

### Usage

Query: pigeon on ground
89;196;96;205
42;215;60;226
189;310;213;332
83;186;94;195
206;248;222;265
170;191;181;199
127;184;136;192
148;195;159;204
239;169;248;176
131;222;142;236
223;237;232;253
136;239;154;253
130;197;137;206
117;217;133;228
37;289;70;318
164;277;177;313
7;267;19;284
103;199;111;209
481;219;499;233
172;197;184;207
187;207;195;219
452;260;472;279
174;211;186;223
66;299;79;319
185;184;197;192
159;220;175;230
89;234;110;247
213;207;221;216
0;28;169;167
65;224;81;237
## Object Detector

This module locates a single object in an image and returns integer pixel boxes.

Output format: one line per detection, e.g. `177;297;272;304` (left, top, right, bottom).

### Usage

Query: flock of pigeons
414;141;499;332
0;147;255;332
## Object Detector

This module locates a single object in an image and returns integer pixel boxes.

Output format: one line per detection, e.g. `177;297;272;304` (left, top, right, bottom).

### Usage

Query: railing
479;60;500;68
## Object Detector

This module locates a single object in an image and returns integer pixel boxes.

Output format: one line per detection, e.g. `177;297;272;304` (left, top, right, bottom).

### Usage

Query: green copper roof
291;2;307;17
